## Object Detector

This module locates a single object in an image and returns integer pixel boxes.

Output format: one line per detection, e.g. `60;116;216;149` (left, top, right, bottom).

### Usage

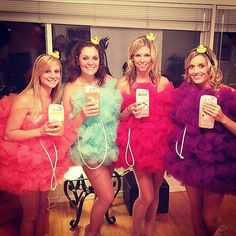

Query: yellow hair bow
146;32;156;41
196;45;207;54
51;51;60;59
91;36;100;45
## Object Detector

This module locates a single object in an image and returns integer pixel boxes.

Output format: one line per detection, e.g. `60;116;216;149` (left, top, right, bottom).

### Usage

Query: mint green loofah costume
70;79;121;166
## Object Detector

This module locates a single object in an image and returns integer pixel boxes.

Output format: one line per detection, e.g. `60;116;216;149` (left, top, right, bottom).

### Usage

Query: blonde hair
184;46;223;90
24;54;62;120
125;35;160;87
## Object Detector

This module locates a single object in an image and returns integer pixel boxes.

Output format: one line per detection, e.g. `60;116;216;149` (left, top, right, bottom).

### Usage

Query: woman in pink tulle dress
0;53;75;236
116;34;174;236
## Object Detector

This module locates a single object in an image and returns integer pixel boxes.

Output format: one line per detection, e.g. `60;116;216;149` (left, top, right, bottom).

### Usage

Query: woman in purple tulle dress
116;34;174;236
165;45;236;236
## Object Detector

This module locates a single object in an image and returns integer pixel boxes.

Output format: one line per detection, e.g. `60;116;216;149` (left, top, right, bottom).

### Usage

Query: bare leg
131;169;155;236
95;163;115;235
83;165;114;236
144;171;164;236
19;191;40;236
35;191;49;236
108;163;115;179
203;191;224;235
186;185;208;236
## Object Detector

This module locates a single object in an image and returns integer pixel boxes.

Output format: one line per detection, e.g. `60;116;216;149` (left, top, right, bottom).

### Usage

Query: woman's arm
157;76;171;92
219;113;236;135
116;77;141;120
203;102;236;136
62;83;99;128
4;94;43;140
116;78;132;120
202;86;236;136
62;83;85;128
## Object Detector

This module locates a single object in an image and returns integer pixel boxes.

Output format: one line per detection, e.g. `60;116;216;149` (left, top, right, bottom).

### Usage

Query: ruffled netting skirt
70;82;121;166
116;83;174;173
165;82;236;193
0;96;76;194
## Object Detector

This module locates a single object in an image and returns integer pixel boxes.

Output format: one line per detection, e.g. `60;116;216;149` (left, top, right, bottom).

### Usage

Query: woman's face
78;46;100;76
40;62;61;89
188;54;210;88
133;45;152;73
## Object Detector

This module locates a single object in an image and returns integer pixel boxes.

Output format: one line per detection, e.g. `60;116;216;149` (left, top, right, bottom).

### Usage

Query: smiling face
78;46;100;77
133;45;152;73
188;54;210;88
39;62;61;89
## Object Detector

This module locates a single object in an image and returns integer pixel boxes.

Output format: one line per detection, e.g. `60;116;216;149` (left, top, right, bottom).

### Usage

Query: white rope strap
175;126;187;160
40;140;58;191
125;127;135;167
78;122;108;170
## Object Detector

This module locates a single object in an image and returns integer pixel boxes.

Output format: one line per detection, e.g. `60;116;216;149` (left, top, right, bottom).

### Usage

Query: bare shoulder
105;74;118;85
158;76;171;91
63;82;77;95
116;76;129;92
159;76;170;85
105;74;115;81
12;90;33;110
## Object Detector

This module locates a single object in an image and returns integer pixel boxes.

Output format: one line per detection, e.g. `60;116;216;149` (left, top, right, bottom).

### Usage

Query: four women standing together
0;33;235;236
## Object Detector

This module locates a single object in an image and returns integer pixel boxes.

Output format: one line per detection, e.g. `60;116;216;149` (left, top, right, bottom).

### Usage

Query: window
0;22;45;94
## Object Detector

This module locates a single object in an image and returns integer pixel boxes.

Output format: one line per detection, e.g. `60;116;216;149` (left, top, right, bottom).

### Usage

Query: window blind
0;0;213;31
216;6;236;32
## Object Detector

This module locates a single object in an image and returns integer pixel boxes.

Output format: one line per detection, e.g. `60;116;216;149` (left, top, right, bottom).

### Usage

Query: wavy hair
125;35;160;87
24;54;61;120
184;46;223;90
66;40;106;86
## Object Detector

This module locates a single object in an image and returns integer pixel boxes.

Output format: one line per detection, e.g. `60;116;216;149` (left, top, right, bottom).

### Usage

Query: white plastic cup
199;95;217;129
85;86;100;114
135;89;149;118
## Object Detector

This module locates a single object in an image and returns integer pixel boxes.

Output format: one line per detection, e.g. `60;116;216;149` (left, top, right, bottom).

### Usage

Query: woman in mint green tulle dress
62;40;121;236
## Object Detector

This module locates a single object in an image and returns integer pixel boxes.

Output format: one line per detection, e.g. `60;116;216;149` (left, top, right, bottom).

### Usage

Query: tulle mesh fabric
0;96;76;194
70;79;122;166
165;82;236;193
116;82;174;173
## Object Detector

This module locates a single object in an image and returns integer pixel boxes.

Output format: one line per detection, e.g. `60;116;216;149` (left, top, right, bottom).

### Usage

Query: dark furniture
0;191;22;236
64;170;122;229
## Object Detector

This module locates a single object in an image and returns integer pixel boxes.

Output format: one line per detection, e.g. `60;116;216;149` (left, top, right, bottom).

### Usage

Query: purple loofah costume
165;81;236;193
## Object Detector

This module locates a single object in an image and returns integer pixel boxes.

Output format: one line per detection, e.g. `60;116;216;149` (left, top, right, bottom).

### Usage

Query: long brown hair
66;40;106;86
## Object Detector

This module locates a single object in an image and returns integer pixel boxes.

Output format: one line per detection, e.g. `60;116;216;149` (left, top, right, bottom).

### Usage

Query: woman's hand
82;102;100;118
203;101;236;135
71;102;99;128
126;102;146;118
40;121;64;136
202;102;225;122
